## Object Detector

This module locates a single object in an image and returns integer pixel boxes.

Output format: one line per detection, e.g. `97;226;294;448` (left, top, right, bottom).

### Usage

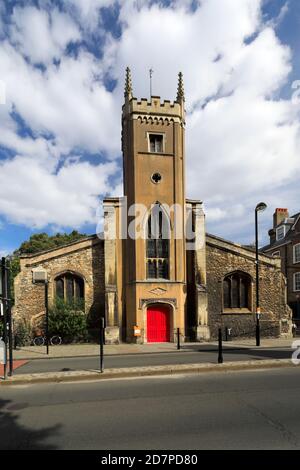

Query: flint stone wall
206;234;292;340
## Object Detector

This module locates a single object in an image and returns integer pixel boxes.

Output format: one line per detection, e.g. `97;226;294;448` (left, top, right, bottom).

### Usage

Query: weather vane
149;68;153;98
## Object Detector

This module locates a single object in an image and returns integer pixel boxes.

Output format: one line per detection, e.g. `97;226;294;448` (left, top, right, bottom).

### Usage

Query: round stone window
151;172;162;184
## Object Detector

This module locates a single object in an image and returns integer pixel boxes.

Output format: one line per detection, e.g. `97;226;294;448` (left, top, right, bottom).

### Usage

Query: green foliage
49;298;87;342
14;319;32;347
9;257;20;305
15;230;87;255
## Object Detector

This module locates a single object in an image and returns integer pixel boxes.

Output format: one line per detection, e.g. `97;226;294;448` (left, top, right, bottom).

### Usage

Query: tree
15;230;87;255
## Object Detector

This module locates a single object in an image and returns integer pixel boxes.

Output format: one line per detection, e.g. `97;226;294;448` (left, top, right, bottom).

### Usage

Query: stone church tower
103;69;209;343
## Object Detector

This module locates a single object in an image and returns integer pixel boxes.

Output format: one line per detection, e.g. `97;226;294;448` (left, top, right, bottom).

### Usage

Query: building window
276;225;285;241
294;244;300;264
151;172;162;184
223;272;251;310
55;273;84;302
272;251;280;257
294;273;300;292
146;206;169;280
149;134;163;153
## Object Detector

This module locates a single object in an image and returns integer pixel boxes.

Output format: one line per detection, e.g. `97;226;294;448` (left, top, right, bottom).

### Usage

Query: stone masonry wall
206;235;292;340
14;237;105;330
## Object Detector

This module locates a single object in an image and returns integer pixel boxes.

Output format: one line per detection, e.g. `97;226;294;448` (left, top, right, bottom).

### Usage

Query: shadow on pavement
0;398;61;450
181;344;292;360
222;347;292;360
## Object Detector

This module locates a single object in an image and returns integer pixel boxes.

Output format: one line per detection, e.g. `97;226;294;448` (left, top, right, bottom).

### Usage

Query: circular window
151;173;162;184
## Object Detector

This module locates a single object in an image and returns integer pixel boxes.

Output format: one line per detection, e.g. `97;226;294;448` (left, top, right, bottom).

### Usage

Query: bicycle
33;335;62;346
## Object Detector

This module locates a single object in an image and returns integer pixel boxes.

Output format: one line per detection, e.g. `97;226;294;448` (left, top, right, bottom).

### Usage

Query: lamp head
255;202;267;212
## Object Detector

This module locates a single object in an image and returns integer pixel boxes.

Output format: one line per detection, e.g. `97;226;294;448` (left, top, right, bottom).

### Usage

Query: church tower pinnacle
176;71;185;103
124;66;133;100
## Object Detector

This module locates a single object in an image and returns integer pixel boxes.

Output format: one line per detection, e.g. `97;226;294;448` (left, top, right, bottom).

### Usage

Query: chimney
273;208;289;228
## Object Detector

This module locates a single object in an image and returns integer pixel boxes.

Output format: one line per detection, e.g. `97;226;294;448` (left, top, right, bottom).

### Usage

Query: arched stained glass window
146;205;170;280
54;273;84;302
223;272;251;310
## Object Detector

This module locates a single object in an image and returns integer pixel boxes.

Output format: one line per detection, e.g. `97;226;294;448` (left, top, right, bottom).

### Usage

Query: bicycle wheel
33;336;45;346
50;335;62;346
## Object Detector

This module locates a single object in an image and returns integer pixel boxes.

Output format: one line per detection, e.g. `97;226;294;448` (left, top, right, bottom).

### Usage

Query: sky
0;0;300;255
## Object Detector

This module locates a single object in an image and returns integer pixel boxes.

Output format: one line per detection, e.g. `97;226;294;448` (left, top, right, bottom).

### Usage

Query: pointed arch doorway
147;304;171;342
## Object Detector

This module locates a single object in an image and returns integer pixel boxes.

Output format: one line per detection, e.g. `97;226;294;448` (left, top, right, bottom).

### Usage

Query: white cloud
10;6;81;64
64;0;115;30
0;41;120;154
105;0;263;105
264;0;289;30
0;156;117;228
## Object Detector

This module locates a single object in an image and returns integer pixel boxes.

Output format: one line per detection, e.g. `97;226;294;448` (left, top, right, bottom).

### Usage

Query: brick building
13;70;292;342
262;208;300;325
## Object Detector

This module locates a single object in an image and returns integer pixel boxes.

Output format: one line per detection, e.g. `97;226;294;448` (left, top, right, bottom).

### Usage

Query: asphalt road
14;346;293;374
1;367;300;449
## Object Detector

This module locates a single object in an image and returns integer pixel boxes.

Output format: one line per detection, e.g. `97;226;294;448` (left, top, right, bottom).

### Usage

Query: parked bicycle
33;335;62;346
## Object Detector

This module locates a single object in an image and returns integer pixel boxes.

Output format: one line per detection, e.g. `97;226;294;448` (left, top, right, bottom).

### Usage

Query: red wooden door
147;305;170;342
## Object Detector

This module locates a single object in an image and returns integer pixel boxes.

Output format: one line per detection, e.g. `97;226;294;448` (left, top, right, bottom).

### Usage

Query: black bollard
100;317;105;373
256;321;260;347
177;328;180;350
218;328;223;364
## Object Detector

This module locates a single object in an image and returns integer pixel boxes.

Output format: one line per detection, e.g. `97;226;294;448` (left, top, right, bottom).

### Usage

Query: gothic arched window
223;272;251;310
55;273;84;302
146;205;170;279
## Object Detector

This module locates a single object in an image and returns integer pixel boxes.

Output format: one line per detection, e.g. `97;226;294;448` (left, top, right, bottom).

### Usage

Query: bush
14;319;32;347
49;298;87;342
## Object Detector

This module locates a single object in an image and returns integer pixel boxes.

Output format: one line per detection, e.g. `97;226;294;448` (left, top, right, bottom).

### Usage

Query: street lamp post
45;280;49;355
255;202;267;347
32;267;49;355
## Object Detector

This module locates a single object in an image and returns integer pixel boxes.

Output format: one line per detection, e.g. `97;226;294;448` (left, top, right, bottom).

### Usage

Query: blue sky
0;0;300;254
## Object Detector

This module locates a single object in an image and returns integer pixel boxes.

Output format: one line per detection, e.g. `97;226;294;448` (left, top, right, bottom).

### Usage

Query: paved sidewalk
12;337;296;360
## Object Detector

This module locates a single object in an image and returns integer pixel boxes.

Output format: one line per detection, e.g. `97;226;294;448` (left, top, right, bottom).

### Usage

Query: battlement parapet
123;95;183;118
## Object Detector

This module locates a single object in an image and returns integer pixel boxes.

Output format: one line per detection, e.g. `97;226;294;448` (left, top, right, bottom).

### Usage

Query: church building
14;69;292;343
